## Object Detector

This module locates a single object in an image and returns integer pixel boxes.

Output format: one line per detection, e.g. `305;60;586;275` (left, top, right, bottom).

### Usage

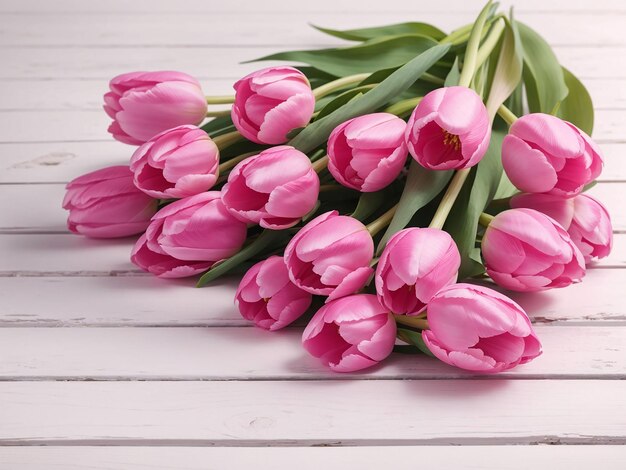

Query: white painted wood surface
0;0;625;467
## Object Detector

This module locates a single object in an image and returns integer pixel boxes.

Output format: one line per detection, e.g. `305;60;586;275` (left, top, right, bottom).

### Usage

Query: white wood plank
0;46;622;80
1;446;625;470
0;325;623;380
3;11;626;47
0;268;624;327
0;380;624;445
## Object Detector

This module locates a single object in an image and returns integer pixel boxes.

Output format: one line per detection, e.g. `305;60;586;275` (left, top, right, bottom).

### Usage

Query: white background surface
0;0;625;468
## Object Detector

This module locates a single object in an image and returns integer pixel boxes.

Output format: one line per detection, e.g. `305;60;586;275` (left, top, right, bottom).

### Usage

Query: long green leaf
313;22;446;42
376;161;453;255
351;191;386;222
251;35;439;77
558;67;594;135
397;328;435;357
517;21;568;114
315;86;372;120
289;44;451;153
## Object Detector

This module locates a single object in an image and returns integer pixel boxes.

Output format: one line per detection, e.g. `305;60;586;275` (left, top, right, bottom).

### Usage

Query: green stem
218;151;256;173
474;18;506;71
206;110;232;118
311;155;329;173
458;0;494;88
312;73;371;100
212;130;242;149
206;95;235;105
366;204;399;237
394;315;429;330
478;212;495;227
497;104;518;126
429;169;471;230
421;72;445;86
384;97;422;117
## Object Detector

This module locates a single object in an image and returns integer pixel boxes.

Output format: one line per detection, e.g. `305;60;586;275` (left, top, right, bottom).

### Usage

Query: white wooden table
0;0;625;467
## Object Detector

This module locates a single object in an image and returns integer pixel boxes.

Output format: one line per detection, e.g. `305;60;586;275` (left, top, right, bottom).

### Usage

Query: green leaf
397;328;435;357
196;230;285;287
251;35;439;77
351;191;386;222
444;57;460;86
517;21;568;114
445;128;506;279
201;116;234;137
313;22;446;42
557;67;594;135
377;161;453;255
289;43;451;154
315;86;372;120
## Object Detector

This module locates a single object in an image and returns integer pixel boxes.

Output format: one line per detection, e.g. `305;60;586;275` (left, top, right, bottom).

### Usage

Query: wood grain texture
1;380;625;445
1;446;625;470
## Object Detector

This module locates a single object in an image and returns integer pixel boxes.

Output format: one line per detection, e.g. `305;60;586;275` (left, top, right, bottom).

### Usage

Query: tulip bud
235;256;313;330
302;294;396;372
284;211;374;301
481;208;585;292
131;192;247;278
422;283;542;373
405;86;490;170
502;113;603;197
221;146;320;229
327;113;408;192
375;228;460;316
104;71;207;145
130;125;219;199
511;193;613;263
62;165;158;238
231;66;315;145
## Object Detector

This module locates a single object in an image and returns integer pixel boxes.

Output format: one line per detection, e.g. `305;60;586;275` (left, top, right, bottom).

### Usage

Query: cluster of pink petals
130;125;219;199
511;193;613;263
231;66;316;145
406;86;490;170
502;113;603;197
235;256;312;331
104;71;207;145
375;228;460;316
284;211;374;301
327;113;408;192
222;146;319;229
63;165;158;238
422;283;542;373
482;208;585;292
302;294;396;372
131;192;247;278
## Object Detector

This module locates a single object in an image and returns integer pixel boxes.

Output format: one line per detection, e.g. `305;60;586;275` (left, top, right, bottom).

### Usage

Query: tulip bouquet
63;1;613;374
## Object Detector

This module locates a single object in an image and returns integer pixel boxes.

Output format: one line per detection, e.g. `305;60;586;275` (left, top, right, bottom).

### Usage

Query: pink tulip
511;193;613;263
221;146;319;229
327;113;408;192
62;165;157;238
422;283;542;373
130;125;219;199
235;256;313;330
302;294;396;372
104;71;207;145
131;191;247;278
482;208;585;292
502;113;603;197
375;228;460;316
405;86;490;170
284;211;374;301
231;66;315;145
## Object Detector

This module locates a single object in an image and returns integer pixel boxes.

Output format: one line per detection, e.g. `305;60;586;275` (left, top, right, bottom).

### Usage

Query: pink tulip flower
511;193;613;263
375;228;460;316
104;71;207;145
327;113;408;192
62;165;158;238
284;211;374;301
422;283;542;373
405;86;490;170
131;191;247;278
235;256;313;330
302;294;396;372
130;125;219;199
502;113;603;197
221;146;319;229
482;208;585;292
231;66;315;145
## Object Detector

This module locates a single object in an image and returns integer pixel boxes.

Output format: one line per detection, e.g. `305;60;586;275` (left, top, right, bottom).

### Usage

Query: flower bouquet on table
63;1;612;373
